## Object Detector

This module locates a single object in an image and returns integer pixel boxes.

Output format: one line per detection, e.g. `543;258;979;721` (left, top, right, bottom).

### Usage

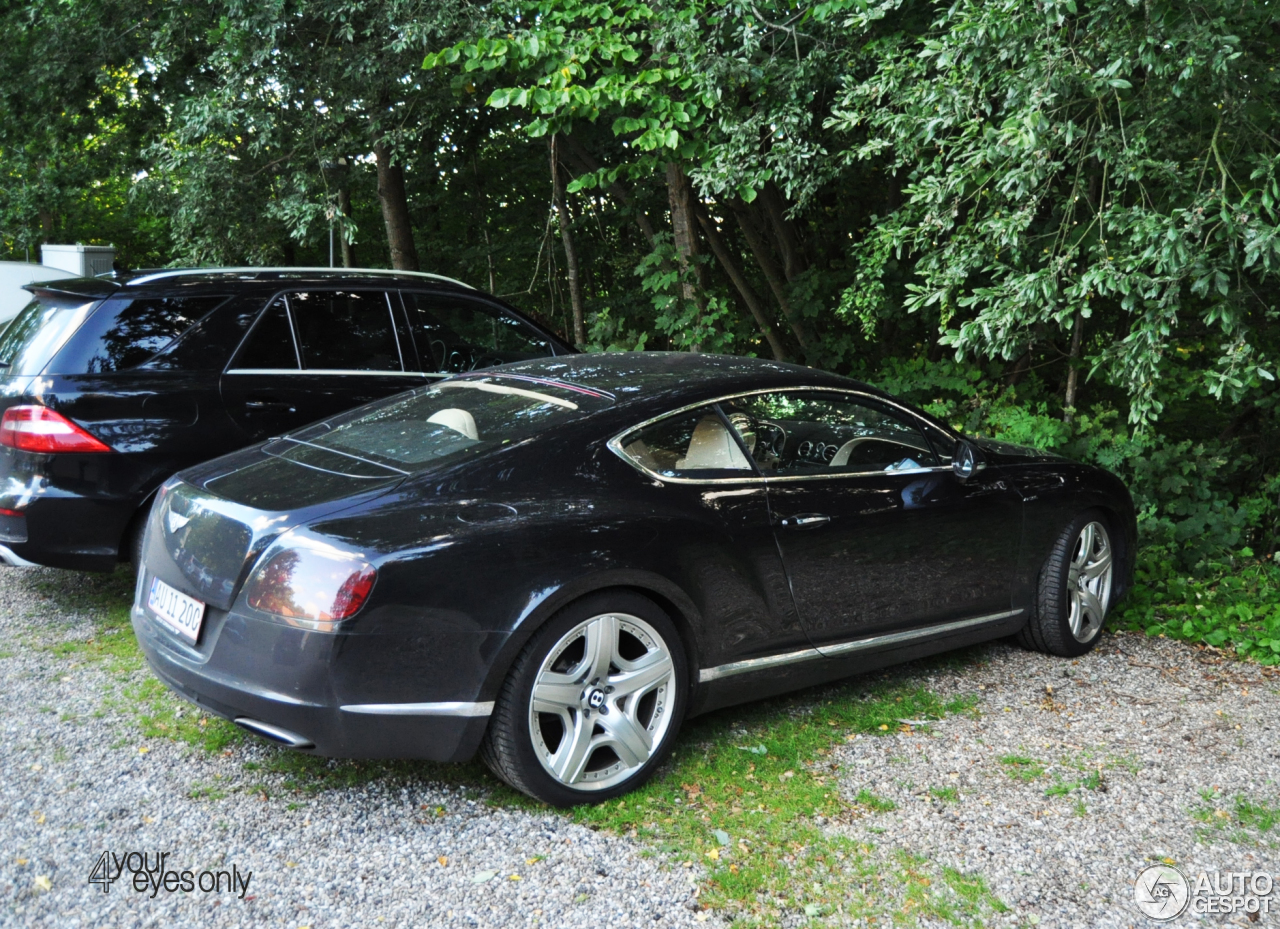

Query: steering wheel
754;420;786;459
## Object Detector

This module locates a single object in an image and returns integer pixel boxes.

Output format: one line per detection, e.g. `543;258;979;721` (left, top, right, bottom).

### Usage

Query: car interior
622;397;943;478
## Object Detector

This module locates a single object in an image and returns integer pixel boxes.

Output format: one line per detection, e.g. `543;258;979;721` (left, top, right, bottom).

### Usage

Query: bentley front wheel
1018;513;1115;657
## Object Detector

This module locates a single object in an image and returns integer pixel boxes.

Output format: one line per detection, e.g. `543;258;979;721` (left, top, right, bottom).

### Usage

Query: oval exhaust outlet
233;717;314;750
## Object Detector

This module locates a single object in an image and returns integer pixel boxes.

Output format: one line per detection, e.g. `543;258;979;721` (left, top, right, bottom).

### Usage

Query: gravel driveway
4;563;1279;928
0;568;715;929
832;636;1280;927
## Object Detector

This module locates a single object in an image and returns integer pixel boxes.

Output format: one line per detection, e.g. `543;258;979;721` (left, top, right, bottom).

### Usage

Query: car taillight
0;405;111;453
244;537;376;630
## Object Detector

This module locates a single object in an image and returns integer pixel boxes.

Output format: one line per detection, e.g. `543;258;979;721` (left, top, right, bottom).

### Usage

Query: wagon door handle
779;513;831;529
245;400;296;413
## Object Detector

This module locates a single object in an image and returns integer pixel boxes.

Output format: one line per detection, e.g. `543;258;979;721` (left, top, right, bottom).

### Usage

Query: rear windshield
279;374;613;472
0;293;100;376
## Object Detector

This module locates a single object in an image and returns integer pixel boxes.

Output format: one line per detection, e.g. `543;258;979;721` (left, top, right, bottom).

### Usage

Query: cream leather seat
676;416;751;471
427;408;479;441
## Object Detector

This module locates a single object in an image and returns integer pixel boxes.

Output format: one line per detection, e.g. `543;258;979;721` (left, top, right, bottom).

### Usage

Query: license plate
148;576;206;643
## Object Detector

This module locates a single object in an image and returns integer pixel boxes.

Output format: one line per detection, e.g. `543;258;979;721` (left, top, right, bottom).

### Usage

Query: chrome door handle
245;400;296;412
780;514;831;529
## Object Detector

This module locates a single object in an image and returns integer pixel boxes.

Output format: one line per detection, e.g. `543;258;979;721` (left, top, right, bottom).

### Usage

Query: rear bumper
0;446;156;570
130;598;493;762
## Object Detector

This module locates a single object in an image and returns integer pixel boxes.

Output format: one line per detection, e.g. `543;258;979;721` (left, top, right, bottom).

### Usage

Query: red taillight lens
244;539;377;630
0;405;111;453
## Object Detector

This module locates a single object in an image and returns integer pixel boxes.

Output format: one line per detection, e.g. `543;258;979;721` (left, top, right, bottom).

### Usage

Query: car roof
488;352;886;410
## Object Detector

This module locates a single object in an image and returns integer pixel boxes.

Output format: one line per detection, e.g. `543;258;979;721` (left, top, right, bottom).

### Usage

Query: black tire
480;591;687;806
1017;510;1115;657
125;496;156;571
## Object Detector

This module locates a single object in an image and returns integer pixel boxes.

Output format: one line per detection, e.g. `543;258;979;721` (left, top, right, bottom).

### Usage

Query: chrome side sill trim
698;645;824;683
339;701;495;717
698;609;1022;683
0;545;37;567
817;609;1022;658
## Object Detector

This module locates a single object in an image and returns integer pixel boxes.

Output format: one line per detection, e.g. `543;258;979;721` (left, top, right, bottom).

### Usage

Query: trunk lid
143;445;403;610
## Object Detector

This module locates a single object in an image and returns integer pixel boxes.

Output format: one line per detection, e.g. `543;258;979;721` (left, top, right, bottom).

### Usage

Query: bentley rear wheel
1018;512;1115;657
480;591;686;806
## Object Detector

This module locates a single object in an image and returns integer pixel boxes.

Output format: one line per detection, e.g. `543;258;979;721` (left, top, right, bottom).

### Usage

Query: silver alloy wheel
528;612;676;791
1067;520;1113;642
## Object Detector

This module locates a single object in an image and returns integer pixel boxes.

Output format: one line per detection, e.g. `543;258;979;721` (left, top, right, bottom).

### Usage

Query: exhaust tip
233;717;314;750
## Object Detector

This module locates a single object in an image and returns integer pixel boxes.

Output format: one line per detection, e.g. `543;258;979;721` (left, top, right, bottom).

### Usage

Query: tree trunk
337;186;356;268
666;163;707;350
759;182;808;282
693;200;788;362
731;200;816;354
551;135;586;347
561;135;659;246
38;209;55;244
1064;311;1084;422
374;141;420;272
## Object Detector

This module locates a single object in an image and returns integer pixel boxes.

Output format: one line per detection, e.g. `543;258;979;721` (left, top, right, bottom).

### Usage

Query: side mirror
952;441;977;481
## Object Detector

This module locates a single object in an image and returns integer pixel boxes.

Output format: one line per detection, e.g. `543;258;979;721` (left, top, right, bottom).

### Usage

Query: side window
233;297;298;370
720;392;940;476
617;407;754;478
47;295;227;374
289;291;402;372
920;422;958;462
402;292;553;373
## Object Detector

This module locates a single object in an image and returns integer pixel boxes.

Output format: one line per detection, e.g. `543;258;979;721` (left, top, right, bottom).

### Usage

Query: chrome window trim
698;609;1021;682
225;368;432;377
281;293;304;368
607;386;963;486
385;291;408;372
339;701;495;717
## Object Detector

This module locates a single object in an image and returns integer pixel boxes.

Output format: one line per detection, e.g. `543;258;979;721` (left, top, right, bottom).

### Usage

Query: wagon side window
618;407;754;478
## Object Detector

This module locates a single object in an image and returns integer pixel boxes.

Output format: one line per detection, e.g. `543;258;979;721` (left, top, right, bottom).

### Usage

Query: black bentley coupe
132;352;1135;805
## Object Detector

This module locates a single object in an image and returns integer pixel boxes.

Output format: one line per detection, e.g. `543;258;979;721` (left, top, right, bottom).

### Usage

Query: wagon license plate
148;577;205;643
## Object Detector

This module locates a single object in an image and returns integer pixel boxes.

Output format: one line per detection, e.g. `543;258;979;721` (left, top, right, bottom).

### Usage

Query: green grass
1191;790;1280;846
854;788;899;812
569;682;1002;924
929;786;959;803
997;754;1045;781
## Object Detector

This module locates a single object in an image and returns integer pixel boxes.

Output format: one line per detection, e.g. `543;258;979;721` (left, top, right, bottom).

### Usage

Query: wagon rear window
0;293;101;376
48;295;227;373
284;374;613;471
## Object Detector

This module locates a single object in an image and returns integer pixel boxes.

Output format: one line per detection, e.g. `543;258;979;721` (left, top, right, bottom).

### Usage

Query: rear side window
289;291;401;371
48;295;227;373
0;293;100;376
402;292;553;373
617;407;754;479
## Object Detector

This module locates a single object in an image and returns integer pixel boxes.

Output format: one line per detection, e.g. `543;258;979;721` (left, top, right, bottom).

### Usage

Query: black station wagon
0;268;570;571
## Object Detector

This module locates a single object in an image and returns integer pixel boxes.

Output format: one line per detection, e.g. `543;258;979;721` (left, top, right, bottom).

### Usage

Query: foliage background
2;0;1279;652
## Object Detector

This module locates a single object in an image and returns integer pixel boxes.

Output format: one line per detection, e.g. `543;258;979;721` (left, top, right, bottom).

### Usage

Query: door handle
245;400;297;413
780;513;831;529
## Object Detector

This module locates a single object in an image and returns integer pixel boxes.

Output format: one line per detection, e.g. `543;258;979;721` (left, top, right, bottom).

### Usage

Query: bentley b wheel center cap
585;687;606;709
